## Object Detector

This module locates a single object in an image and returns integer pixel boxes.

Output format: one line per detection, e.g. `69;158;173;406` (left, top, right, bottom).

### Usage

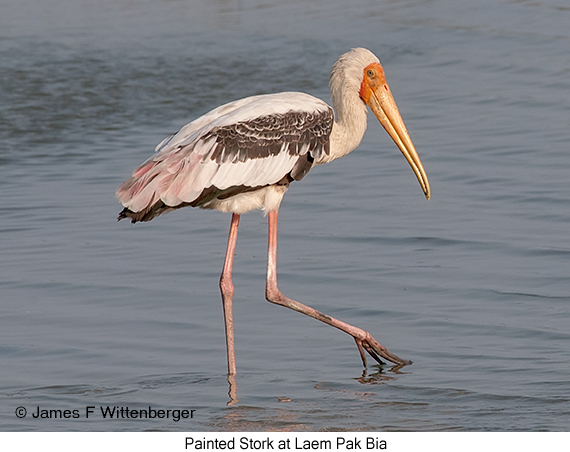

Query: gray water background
1;0;569;431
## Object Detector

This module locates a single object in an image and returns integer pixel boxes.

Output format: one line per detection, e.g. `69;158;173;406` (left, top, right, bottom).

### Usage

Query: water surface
1;0;569;431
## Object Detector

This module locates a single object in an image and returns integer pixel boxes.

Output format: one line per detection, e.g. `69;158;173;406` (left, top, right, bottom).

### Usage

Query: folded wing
116;92;334;222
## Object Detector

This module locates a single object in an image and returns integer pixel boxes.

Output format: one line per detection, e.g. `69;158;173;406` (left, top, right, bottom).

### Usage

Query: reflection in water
214;403;309;432
354;366;401;385
227;374;238;406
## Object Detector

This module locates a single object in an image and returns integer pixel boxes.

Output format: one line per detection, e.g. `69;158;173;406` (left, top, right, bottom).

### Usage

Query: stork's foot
354;333;412;368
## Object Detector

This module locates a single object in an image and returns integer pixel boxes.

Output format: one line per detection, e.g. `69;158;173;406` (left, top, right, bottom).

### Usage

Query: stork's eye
367;69;375;77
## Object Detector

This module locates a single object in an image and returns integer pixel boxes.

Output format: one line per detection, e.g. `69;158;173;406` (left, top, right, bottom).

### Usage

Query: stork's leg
265;209;411;367
220;213;240;376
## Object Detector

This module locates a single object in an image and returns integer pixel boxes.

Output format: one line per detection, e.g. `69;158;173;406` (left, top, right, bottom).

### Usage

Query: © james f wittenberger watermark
15;406;196;422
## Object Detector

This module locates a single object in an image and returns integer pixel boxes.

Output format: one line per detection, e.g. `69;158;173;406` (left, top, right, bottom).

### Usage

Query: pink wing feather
116;92;333;222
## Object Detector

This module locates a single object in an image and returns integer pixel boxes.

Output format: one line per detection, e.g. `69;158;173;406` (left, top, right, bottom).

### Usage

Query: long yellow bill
360;62;431;200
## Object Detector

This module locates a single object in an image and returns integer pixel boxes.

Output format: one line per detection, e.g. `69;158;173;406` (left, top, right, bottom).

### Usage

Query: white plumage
116;48;431;388
154;92;331;154
117;92;334;220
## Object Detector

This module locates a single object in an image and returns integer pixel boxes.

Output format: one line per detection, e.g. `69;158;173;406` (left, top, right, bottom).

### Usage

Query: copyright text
15;406;195;422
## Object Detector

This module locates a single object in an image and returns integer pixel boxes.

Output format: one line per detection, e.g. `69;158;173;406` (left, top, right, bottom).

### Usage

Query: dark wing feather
117;94;334;222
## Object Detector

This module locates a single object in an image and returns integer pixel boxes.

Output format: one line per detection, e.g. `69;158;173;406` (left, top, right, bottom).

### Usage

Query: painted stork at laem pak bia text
116;48;431;395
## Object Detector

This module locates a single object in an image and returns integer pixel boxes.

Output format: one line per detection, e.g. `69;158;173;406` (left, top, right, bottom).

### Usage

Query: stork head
330;48;431;200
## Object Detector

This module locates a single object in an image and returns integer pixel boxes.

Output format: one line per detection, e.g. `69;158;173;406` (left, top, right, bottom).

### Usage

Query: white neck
316;71;369;165
315;47;382;165
324;97;368;164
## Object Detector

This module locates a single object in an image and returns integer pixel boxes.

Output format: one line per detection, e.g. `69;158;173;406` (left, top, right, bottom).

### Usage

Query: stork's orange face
359;62;431;200
359;62;387;100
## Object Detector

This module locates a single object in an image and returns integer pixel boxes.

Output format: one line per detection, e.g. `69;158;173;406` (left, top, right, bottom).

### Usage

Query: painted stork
117;48;430;378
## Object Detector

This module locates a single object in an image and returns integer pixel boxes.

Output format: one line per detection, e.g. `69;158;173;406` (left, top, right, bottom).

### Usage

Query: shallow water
1;0;569;431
